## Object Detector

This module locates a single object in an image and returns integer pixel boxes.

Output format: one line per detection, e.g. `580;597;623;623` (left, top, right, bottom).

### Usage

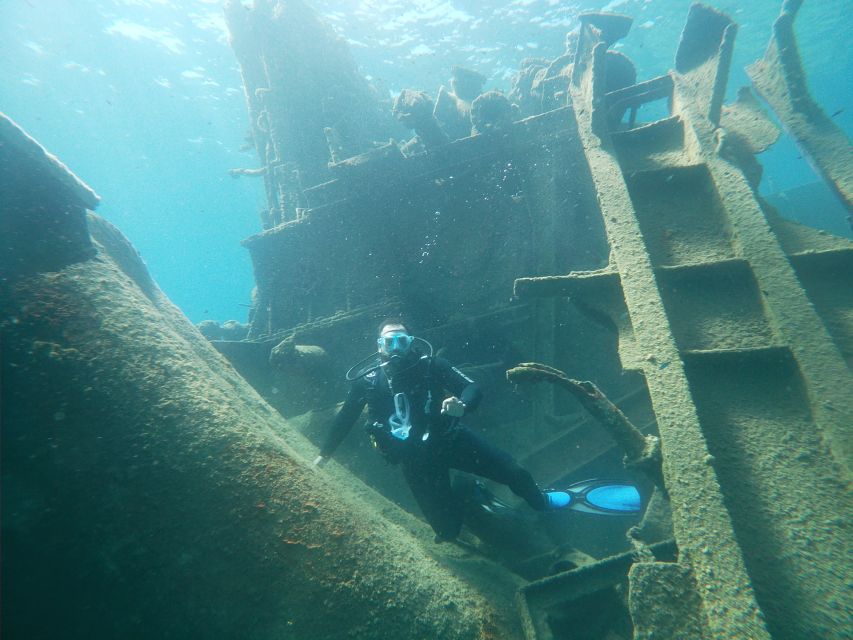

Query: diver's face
378;324;413;359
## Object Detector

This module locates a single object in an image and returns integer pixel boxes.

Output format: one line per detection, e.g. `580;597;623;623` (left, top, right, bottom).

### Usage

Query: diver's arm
317;385;367;461
458;381;482;412
435;357;483;414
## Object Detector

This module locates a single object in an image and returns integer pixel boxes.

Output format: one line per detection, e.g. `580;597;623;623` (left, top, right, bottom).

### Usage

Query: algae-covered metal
747;0;853;212
221;2;852;639
0;112;523;640
515;5;852;639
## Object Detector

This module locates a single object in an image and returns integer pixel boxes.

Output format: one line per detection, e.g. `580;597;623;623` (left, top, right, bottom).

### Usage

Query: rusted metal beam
507;362;662;486
747;0;853;212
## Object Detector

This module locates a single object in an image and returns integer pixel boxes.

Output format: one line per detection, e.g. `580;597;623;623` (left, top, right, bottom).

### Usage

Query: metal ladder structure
513;5;852;639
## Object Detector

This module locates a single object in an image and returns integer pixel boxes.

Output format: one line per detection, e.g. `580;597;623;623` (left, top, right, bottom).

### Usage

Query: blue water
2;0;850;322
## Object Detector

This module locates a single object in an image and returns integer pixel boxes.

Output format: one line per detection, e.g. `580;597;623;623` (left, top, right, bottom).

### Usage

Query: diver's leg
400;456;464;541
446;427;548;511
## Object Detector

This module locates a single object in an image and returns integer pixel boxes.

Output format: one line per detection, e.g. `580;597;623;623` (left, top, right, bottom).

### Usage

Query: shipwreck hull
0;113;523;639
3;0;850;638
228;2;853;639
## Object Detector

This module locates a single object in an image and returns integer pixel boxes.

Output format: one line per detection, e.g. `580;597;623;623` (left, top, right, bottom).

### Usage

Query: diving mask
378;332;414;356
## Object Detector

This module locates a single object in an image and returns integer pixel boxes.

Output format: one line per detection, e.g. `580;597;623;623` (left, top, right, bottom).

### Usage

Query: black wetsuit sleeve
319;384;367;458
434;357;483;413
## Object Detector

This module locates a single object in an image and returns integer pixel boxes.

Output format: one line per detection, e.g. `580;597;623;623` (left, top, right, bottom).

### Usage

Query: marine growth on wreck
1;1;851;639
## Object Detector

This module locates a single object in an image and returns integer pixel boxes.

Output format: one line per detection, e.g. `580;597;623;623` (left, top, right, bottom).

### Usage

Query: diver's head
377;317;415;367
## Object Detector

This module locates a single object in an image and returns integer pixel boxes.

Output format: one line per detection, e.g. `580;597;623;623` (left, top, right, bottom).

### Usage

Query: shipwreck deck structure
220;2;852;639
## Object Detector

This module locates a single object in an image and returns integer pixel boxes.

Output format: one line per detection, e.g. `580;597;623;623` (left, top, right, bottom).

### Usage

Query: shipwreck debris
747;0;853;212
214;2;852;639
507;362;662;488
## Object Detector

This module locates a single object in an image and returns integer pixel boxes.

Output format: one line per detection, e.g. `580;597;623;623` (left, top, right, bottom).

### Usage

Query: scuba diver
313;318;640;543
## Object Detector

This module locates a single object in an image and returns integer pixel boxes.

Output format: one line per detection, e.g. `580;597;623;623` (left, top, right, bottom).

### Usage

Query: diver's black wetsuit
320;352;548;540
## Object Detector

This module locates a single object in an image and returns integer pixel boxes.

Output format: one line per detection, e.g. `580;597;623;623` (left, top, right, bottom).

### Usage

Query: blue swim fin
547;479;642;515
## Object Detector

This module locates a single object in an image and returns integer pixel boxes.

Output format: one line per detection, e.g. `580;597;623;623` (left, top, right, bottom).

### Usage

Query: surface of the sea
2;0;850;322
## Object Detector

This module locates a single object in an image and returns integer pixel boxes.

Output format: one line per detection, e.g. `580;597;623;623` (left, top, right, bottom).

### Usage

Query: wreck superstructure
219;2;852;639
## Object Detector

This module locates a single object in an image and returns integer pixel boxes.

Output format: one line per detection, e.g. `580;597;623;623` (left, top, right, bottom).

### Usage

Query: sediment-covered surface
0;214;520;639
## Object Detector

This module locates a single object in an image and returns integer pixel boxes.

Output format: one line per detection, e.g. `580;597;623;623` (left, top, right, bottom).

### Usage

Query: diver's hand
441;396;466;418
312;455;327;468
